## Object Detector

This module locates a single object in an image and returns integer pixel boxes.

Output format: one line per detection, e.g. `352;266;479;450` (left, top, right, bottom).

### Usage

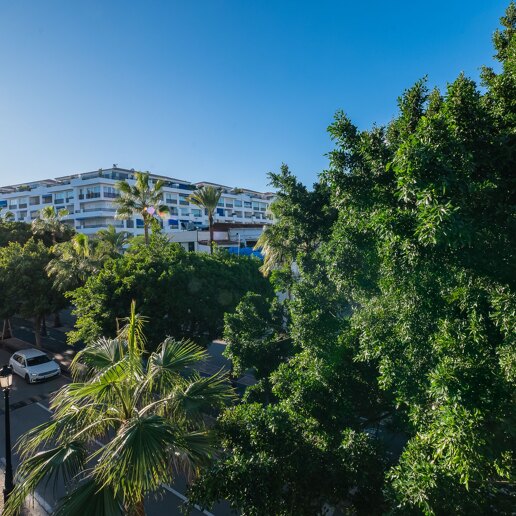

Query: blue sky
0;1;508;191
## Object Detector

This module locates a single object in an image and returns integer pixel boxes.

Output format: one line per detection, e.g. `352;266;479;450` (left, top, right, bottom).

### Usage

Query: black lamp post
0;365;14;503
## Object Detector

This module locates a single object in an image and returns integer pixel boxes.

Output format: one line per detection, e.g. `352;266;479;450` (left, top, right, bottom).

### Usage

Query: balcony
78;193;101;200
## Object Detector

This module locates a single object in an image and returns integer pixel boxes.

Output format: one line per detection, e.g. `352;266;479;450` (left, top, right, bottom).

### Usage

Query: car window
26;355;51;367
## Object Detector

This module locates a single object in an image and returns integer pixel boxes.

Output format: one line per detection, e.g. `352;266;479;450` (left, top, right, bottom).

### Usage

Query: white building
0;167;274;251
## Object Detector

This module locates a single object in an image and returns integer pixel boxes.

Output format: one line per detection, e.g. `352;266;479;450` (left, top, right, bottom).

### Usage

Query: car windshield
26;355;51;366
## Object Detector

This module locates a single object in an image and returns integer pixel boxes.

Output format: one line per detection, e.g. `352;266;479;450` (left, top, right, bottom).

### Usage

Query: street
0;346;232;515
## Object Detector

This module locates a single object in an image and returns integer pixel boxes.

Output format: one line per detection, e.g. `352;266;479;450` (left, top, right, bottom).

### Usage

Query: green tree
4;303;234;516
95;224;132;255
0;239;63;346
320;5;515;512
0;220;33;247
68;235;273;349
114;171;169;245
188;186;222;254
192;5;516;514
47;233;106;293
31;205;73;245
223;293;292;401
255;164;335;276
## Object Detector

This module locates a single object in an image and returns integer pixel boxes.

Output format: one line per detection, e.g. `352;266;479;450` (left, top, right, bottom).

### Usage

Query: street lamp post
0;365;14;503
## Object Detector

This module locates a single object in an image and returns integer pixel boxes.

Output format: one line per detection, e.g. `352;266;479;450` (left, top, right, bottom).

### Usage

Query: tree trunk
144;222;149;246
34;315;42;347
128;499;146;516
1;319;12;340
41;317;48;336
209;214;214;255
53;311;62;328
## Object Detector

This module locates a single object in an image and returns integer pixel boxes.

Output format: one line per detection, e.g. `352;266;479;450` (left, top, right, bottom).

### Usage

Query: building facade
0;168;274;246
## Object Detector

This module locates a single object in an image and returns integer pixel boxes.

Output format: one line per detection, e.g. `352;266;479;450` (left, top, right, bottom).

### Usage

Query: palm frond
3;442;87;516
168;371;234;420
53;477;124;516
94;415;179;504
148;338;208;383
71;337;127;380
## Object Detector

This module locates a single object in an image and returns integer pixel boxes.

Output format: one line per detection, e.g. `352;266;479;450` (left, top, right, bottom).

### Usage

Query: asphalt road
0;346;232;515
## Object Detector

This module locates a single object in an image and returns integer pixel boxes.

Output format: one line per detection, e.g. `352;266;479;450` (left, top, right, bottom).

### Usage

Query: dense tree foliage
191;5;516;515
69;235;273;349
0;239;65;345
47;233;107;293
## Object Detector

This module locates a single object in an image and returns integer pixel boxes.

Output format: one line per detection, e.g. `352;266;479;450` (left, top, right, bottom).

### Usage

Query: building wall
0;168;274;242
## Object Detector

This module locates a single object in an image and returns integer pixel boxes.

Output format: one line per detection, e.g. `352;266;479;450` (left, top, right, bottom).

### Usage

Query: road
0;346;232;515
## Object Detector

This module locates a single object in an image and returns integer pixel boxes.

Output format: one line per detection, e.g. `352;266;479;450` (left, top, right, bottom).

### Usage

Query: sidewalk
0;461;49;515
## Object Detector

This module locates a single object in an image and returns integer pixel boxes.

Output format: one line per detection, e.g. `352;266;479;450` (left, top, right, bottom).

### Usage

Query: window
188;242;195;252
27;355;51;366
226;203;233;208
79;186;101;199
54;192;65;205
29;196;40;205
180;208;189;216
103;186;119;198
18;197;28;209
191;209;202;217
169;207;178;215
18;211;27;220
136;219;144;228
234;199;242;207
165;194;177;204
179;195;189;206
42;194;52;204
126;219;134;228
30;210;39;219
244;201;252;208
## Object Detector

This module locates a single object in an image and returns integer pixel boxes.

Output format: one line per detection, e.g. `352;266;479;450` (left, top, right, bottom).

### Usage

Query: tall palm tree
114;172;169;246
188;186;221;254
31;206;70;245
96;224;131;255
4;302;234;516
46;233;104;293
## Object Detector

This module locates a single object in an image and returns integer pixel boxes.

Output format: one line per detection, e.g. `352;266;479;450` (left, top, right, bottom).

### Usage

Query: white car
9;349;61;384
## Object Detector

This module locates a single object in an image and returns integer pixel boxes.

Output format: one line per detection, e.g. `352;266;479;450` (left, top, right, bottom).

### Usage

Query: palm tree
114;172;169;245
254;223;290;276
96;224;131;255
46;233;104;293
4;302;234;516
188;186;221;254
0;207;14;221
31;206;70;245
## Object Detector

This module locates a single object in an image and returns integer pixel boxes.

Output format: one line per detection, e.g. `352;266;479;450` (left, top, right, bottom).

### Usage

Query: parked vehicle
9;349;61;384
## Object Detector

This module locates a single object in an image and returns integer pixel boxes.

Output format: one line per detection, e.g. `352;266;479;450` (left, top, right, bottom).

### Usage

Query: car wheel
25;374;31;384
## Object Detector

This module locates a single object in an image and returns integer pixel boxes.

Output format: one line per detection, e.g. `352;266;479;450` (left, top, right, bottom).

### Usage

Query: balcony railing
78;193;101;199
